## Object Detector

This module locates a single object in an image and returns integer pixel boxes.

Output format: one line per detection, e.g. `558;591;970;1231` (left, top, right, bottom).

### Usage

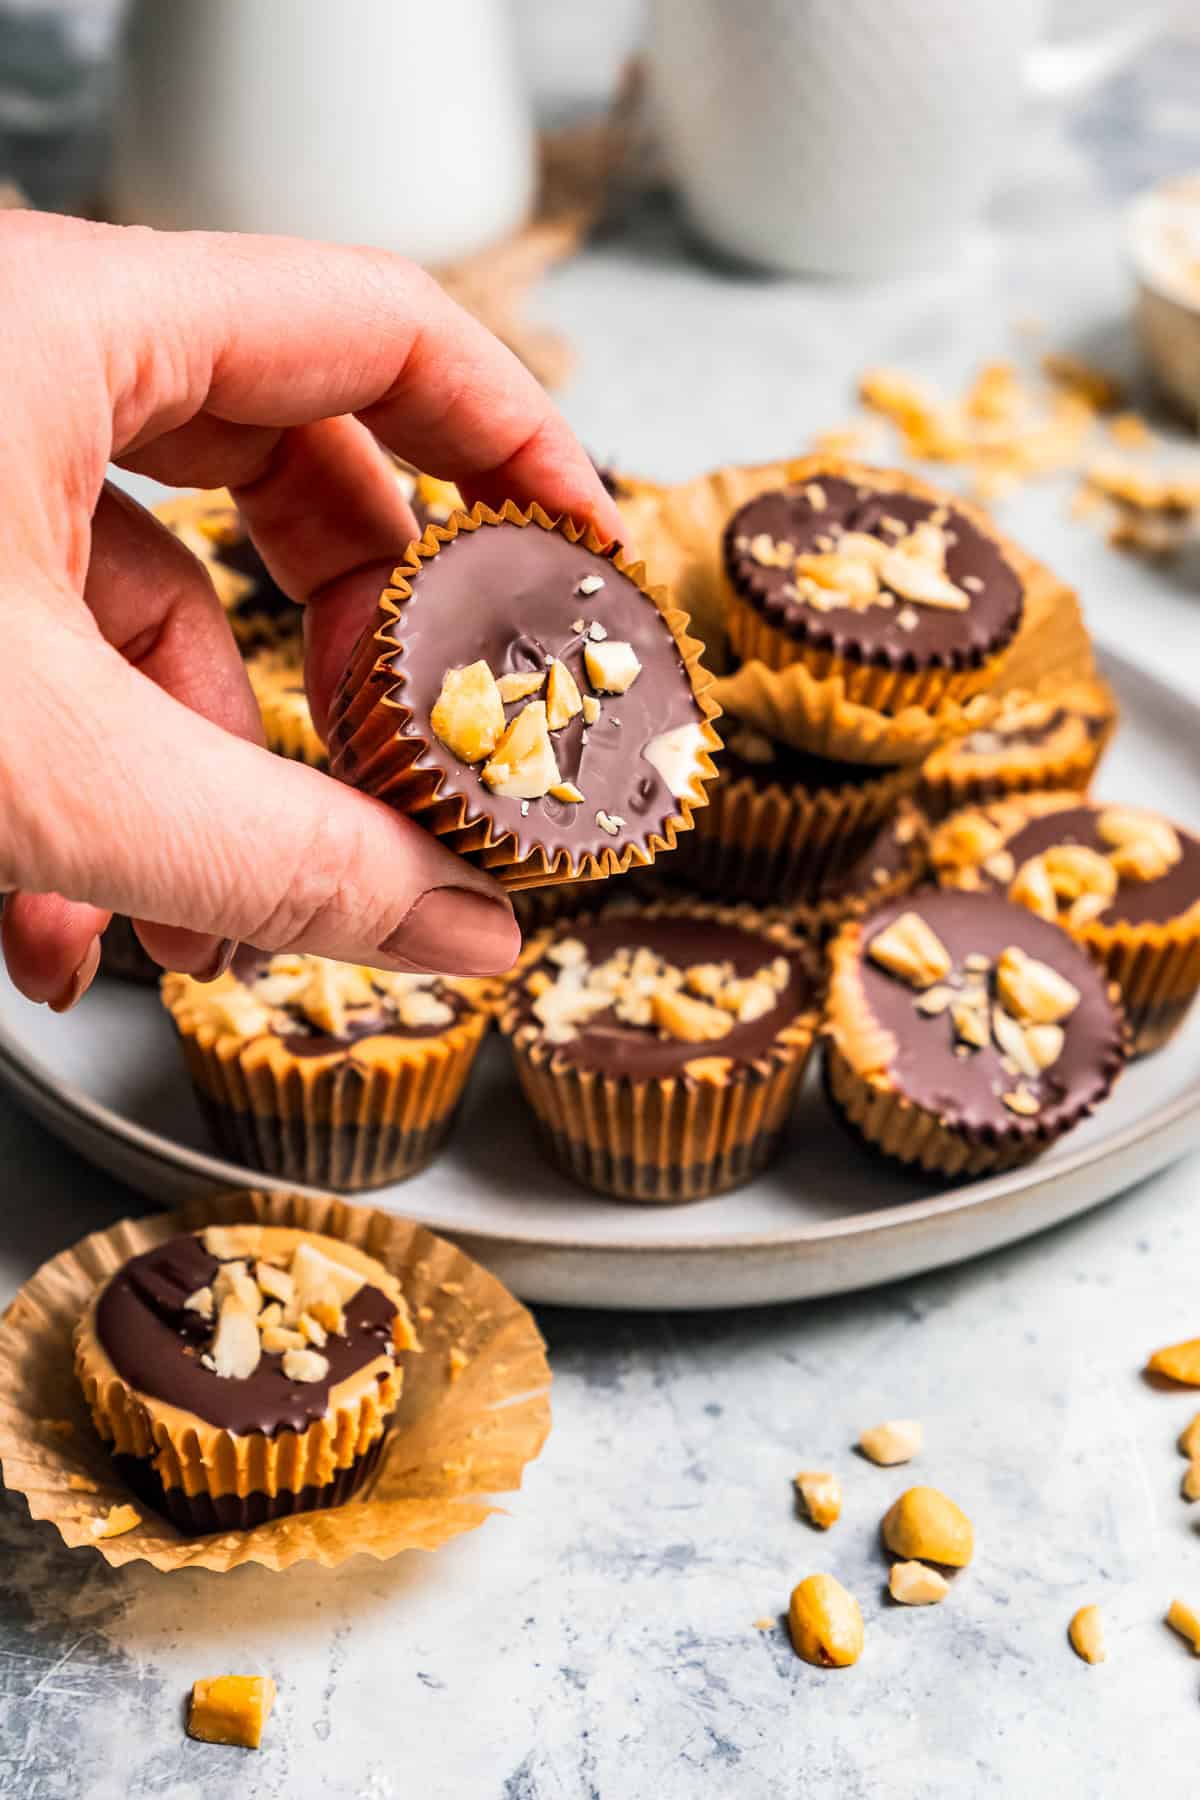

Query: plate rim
1;642;1198;1261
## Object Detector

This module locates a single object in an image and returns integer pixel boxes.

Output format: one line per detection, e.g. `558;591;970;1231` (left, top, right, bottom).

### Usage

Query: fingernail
48;936;102;1014
195;937;238;983
379;887;520;976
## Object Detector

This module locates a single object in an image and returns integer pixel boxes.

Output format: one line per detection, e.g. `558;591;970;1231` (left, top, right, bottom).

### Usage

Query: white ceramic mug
648;0;1159;277
111;0;535;265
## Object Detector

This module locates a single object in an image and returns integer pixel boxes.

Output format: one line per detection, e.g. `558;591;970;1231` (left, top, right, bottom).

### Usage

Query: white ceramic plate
1;645;1197;1311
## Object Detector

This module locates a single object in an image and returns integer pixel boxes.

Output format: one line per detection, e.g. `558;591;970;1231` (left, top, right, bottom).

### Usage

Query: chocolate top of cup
852;889;1125;1141
817;804;925;907
984;803;1200;927
953;693;1109;760
176;954;472;1056
724;477;1023;671
387;522;708;866
718;716;892;792
95;1233;397;1436
511;913;817;1079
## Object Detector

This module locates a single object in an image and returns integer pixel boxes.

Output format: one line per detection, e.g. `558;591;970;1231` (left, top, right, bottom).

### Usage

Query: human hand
0;213;622;1010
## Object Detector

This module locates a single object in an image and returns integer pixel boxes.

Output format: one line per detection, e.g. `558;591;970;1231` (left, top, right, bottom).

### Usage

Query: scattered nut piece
1002;1086;1041;1117
1183;1462;1200;1502
794;1471;842;1530
290;1243;363;1308
788;1574;864;1668
545;659;584;731
951;998;990;1050
581;694;601;726
430;660;505;763
1178;1414;1200;1460
297;1311;328;1349
1166;1598;1200;1653
90;1503;142;1539
1099;806;1182;881
548;781;584;804
859;1420;922;1467
1068;1604;1106;1665
448;1345;469;1382
584;640;642;695
867;912;952;989
281;1347;330;1384
595;810;625;836
496;670;545;704
889;1561;949;1606
651;988;734;1045
261;1324;307;1355
915;985;956;1016
643;722;709;799
995;945;1080;1025
187;1675;277;1750
306;1292;346;1337
211;1298;262;1380
576;573;605;596
255;1263;293;1306
184;1285;214;1320
882;1486;974;1567
481;700;562;801
1146;1338;1200;1386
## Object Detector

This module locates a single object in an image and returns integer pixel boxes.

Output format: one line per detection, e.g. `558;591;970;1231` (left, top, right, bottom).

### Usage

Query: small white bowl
1127;174;1200;429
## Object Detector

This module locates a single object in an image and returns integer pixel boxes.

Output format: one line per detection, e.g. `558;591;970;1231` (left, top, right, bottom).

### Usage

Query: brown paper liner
327;501;722;891
930;792;1200;1055
711;656;997;767
765;802;929;940
246;645;329;769
499;899;823;1202
670;753;919;905
161;972;497;1190
74;1225;404;1517
918;678;1118;820
988;553;1098;700
99;915;161;984
823;917;1124;1177
0;1190;550;1573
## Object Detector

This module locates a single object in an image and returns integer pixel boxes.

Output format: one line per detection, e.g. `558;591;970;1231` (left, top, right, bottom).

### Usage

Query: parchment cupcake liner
823;916;1125;1178
99;915;160;984
161;971;496;1190
987;552;1098;700
930;792;1200;1055
499;899;823;1203
711;656;997;768
327;500;722;891
672;752;918;906
246;645;329;768
74;1225;405;1528
918;678;1118;820
0;1189;551;1574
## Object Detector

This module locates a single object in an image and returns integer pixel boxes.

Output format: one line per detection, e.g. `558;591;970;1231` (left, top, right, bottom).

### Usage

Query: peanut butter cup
74;1224;417;1534
328;502;721;890
723;463;1024;711
672;710;918;905
245;642;328;769
162;955;497;1188
500;901;822;1201
931;793;1200;1054
825;889;1127;1177
918;679;1117;820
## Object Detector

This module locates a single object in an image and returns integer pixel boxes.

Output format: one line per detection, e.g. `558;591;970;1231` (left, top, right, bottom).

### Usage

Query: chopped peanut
430;660;505;764
794;1471;842;1530
1146;1339;1200;1386
1166;1598;1200;1653
867;913;952;990
1068;1605;1106;1664
882;1486;974;1567
90;1503;141;1540
788;1574;863;1668
859;1420;922;1467
888;1561;949;1606
187;1675;277;1750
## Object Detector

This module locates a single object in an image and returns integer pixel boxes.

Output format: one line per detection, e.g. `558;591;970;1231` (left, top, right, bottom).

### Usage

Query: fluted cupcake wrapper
164;989;493;1191
1080;911;1200;1056
0;1193;550;1573
672;758;918;905
764;806;929;940
917;679;1118;821
499;899;822;1203
987;552;1098;700
712;657;997;768
327;501;723;891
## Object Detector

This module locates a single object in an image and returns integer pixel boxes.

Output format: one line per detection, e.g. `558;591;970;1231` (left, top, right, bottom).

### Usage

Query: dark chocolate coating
95;1234;397;1436
514;916;816;1079
979;804;1200;928
819;809;920;906
957;704;1107;758
856;890;1125;1141
724;478;1023;671
718;719;893;793
390;523;705;862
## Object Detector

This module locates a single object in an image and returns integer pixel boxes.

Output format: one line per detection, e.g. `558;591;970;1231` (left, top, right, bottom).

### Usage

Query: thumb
5;621;520;977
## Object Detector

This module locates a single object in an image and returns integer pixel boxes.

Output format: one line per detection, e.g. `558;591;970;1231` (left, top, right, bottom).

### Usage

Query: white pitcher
111;0;535;264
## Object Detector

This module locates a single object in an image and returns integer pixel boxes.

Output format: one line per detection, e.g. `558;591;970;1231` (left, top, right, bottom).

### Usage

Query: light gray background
4;21;1200;1800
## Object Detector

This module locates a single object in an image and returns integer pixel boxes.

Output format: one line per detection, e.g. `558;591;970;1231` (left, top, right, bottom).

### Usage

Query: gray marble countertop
5;33;1200;1800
